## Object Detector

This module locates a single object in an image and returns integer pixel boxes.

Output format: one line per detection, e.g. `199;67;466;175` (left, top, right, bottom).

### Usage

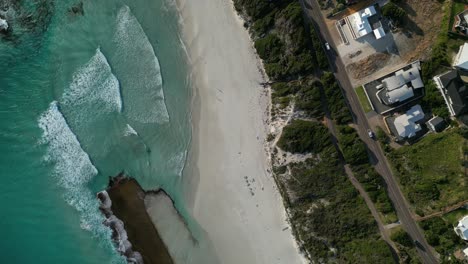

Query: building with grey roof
433;69;468;116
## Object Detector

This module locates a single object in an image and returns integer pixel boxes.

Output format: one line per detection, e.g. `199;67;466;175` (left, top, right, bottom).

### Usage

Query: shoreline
176;0;306;263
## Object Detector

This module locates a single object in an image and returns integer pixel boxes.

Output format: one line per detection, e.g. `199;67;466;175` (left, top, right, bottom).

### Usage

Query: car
367;129;375;139
414;240;425;251
325;42;330;50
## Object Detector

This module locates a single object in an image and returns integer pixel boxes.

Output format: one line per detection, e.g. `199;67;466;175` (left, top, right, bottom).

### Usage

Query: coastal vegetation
389;227;422;263
281;133;394;262
234;0;400;261
277;119;330;154
419;215;467;261
388;128;467;215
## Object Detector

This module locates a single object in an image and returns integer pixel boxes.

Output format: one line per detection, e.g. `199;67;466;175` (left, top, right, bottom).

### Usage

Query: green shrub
391;229;413;247
310;26;328;70
338;125;368;165
382;2;406;24
277;119;331;153
252;12;275;35
295;82;323;118
254;34;284;63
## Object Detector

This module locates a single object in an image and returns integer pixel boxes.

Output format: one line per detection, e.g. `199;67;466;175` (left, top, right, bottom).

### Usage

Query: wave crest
113;5;169;124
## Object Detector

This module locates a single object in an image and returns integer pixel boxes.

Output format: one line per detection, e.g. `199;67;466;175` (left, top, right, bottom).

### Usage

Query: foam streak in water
114;5;169;124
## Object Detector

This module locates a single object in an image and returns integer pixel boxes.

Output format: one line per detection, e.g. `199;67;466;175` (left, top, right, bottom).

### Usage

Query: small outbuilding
426;116;446;132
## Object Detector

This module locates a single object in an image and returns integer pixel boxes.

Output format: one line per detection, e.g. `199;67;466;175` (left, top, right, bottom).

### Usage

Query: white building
345;5;385;40
377;62;424;105
455;215;468;241
453;43;468;71
393;105;424;138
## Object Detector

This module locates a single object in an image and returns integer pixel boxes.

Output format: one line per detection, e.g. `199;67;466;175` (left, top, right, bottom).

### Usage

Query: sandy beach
175;0;306;263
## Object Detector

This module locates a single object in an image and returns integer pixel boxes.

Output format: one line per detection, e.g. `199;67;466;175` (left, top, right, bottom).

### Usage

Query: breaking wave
124;124;138;137
62;48;122;114
38;102;123;262
113;5;169;124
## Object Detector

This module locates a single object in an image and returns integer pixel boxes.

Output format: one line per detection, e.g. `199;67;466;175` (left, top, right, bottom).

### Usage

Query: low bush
255;34;284;63
277;119;331;153
295;82;323;118
391;229;413;248
382;2;406;24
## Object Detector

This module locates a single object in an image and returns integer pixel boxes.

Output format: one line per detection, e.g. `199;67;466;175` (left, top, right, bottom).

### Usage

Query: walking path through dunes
176;0;306;263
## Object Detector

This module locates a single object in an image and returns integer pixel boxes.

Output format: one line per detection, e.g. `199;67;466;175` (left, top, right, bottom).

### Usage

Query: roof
454;43;468;71
393;105;424;138
347;5;377;39
438;70;468;115
373;27;385;39
427;116;446;132
385;84;414;104
455;215;468;240
383;74;406;90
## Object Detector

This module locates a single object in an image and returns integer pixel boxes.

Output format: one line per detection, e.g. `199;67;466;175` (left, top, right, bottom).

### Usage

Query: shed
426;116;446;132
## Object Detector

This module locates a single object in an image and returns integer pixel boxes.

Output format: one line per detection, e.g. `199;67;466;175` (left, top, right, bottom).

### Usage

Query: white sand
176;0;306;263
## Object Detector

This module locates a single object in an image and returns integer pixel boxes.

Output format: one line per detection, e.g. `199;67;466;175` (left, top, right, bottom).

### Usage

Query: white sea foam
114;5;169;124
62;48;122;113
38;102;120;257
169;151;187;177
124;124;138;137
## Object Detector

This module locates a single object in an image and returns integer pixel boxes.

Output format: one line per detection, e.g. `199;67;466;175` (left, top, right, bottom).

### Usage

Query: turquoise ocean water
0;0;196;263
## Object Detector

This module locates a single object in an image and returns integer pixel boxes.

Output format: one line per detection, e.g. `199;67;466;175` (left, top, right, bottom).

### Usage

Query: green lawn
355;86;372;113
442;208;468;226
389;130;467;214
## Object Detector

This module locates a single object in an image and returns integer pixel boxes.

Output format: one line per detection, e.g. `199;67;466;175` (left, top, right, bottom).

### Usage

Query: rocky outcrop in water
97;174;174;264
97;190;144;264
0;18;8;32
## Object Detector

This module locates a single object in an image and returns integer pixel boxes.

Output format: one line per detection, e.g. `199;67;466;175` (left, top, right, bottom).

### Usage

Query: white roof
454;43;468;71
386;84;414;104
373;27;385;39
383;75;406;90
393;105;424;138
347;6;377;38
411;78;424;89
455;215;468;240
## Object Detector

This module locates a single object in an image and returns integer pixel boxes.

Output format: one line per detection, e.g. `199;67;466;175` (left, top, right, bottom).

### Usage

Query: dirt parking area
324;0;445;87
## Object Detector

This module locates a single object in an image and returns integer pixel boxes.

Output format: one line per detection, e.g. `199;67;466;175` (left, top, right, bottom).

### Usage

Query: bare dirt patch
346;52;391;79
398;0;445;62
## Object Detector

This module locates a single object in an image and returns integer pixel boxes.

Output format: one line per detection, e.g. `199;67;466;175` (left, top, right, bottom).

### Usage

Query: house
433;69;468;116
455;215;468;240
426;116;446;132
377;62;424;106
345;5;385;40
454;10;468;36
454;43;468;72
392;104;425;138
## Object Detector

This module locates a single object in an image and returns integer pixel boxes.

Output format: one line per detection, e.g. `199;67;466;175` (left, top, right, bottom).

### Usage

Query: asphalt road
300;1;439;263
